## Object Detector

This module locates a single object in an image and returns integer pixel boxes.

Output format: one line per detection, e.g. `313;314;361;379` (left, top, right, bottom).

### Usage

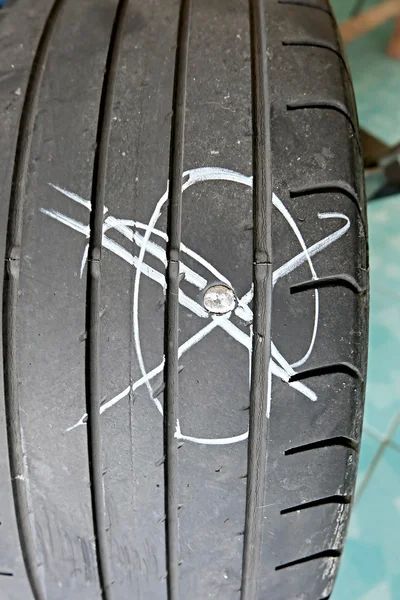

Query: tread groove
2;1;67;598
278;0;331;13
287;100;358;136
285;436;359;456
290;182;359;206
85;1;129;599
290;362;362;382
275;549;341;571
289;182;367;232
282;40;352;80
291;274;366;294
241;1;273;599
164;1;191;599
281;495;352;515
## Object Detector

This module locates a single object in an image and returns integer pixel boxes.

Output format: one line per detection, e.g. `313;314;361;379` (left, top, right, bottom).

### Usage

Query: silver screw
203;284;236;315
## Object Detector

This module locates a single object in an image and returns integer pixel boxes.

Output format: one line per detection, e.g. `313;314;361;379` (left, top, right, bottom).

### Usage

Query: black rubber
0;1;368;600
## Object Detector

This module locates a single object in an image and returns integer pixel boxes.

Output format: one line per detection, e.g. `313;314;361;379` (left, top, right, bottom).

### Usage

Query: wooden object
339;0;400;44
387;16;400;58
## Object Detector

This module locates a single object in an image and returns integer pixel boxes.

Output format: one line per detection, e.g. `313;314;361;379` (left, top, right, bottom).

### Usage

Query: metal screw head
203;284;236;314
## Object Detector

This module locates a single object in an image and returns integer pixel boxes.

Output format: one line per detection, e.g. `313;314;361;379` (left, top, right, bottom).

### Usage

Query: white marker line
131;168;248;412
80;243;89;279
49;183;108;214
266;361;272;419
272;192;320;369
235;284;254;323
46;196;344;424
66;385;131;431
217;319;316;401
133;189;168;403
68;313;229;430
42;208;208;320
49;183;92;211
105;217;207;290
101;385;131;414
48;177;233;288
133;230;207;290
46;169;351;444
273;213;350;284
175;426;249;446
40;209;89;237
272;203;349;370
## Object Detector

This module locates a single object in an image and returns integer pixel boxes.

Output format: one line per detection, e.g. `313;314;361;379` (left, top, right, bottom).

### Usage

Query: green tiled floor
331;1;400;598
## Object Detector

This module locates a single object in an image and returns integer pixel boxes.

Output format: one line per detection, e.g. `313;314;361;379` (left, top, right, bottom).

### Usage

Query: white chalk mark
272;192;320;370
100;385;131;414
66;385;131;432
66;414;88;432
216;318;316;401
49;183;92;211
266;361;272;419
175;420;249;446
80;243;89;279
104;224;209;317
68;312;229;430
291;291;319;369
40;209;89;237
216;318;251;350
133;230;207;290
179;315;226;357
272;205;349;371
273;212;350;284
49;183;108;214
45;168;351;444
133;190;167;404
42;209;207;318
105;217;207;290
248;324;253;389
131;167;249;415
180;241;231;287
235;283;253;322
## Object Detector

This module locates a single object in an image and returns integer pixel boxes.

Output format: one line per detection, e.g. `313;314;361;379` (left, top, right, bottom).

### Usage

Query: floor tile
326;3;400;598
332;444;400;600
365;197;400;443
338;1;400;145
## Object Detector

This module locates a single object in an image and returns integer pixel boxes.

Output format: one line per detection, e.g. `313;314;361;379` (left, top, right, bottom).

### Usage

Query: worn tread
164;1;191;598
287;99;358;135
2;1;67;598
85;1;129;598
241;1;273;599
0;1;368;599
282;40;352;80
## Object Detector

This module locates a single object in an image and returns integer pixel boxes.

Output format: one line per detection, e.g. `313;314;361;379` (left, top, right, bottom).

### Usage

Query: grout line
356;409;400;504
369;286;400;301
388;439;400;453
362;423;385;442
363;423;400;452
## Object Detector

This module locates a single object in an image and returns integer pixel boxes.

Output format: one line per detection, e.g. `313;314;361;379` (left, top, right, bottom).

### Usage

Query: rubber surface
0;1;368;599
